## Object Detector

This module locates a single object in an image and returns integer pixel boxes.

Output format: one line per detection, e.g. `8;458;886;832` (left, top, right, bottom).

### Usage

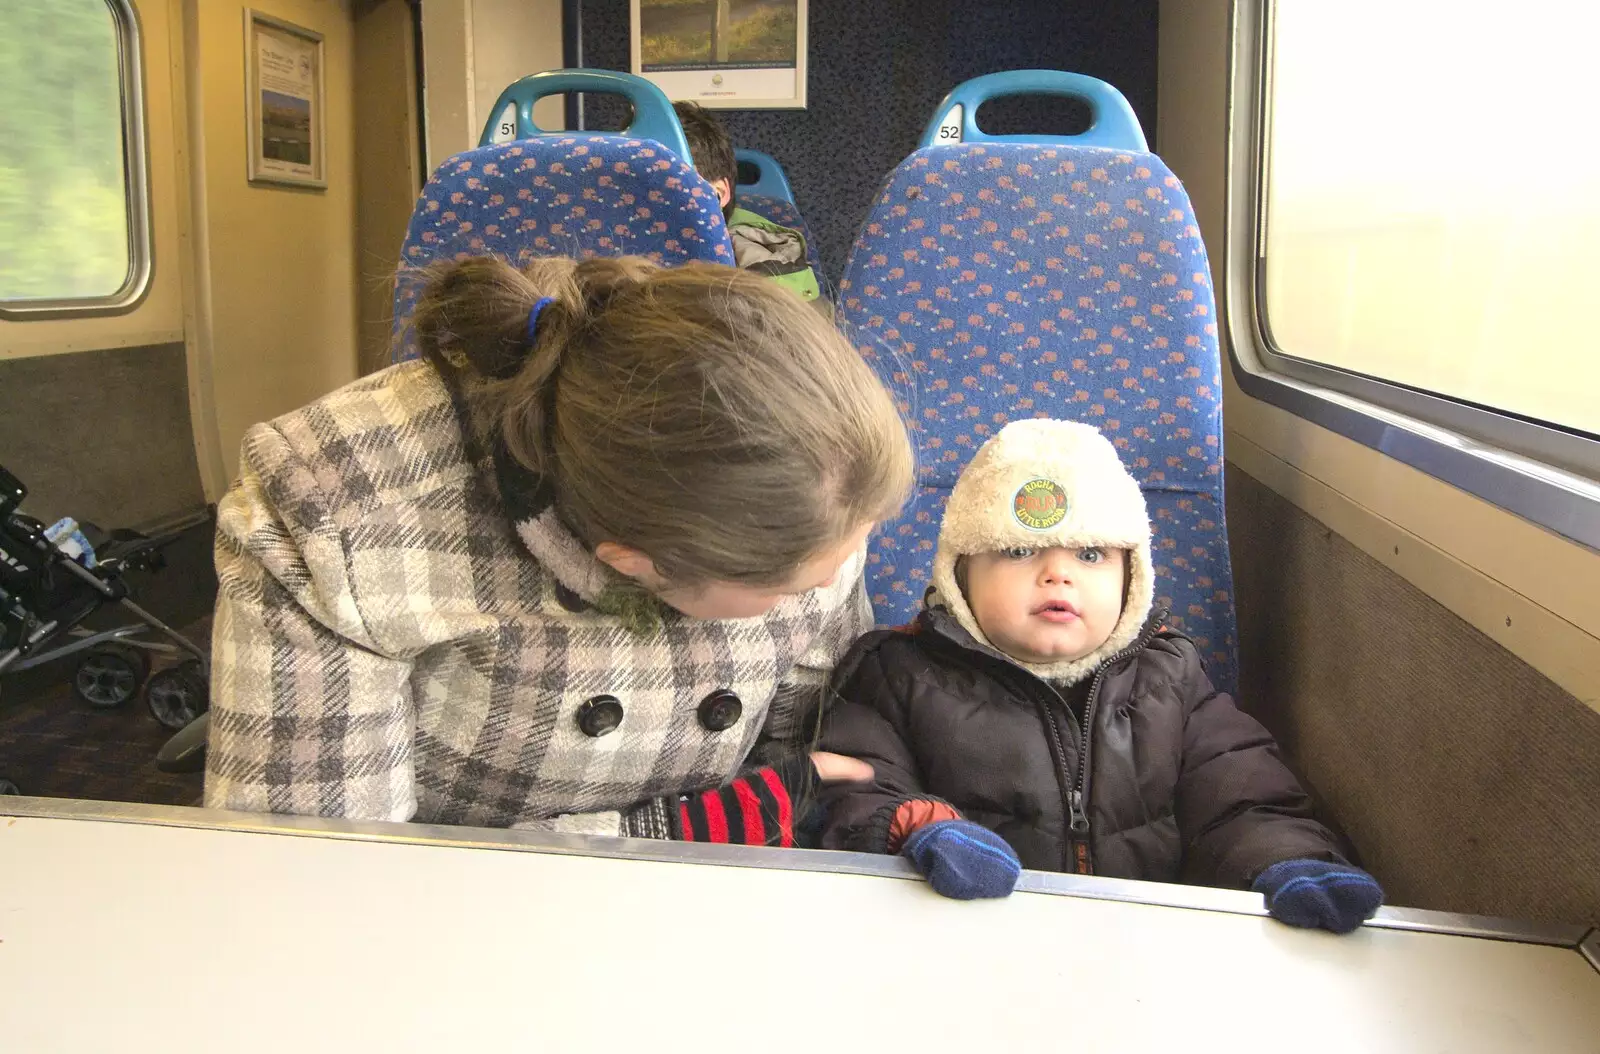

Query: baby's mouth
1031;600;1081;623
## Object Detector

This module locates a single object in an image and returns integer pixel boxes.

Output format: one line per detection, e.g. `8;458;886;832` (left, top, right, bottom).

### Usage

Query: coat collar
442;366;622;606
491;440;621;605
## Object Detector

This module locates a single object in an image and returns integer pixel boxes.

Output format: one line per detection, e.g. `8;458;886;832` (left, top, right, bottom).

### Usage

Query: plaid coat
204;362;872;834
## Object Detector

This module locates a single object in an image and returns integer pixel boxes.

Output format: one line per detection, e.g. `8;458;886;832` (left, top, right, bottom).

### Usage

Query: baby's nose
1037;548;1076;582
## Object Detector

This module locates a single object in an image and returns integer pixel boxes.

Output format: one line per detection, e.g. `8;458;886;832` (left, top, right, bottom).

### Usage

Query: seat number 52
936;104;963;144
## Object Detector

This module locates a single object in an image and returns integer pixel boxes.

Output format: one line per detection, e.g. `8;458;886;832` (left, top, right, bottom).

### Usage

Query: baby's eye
1078;547;1106;564
1003;547;1035;560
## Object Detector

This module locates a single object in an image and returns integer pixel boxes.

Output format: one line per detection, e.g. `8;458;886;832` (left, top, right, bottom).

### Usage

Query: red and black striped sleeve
676;756;811;848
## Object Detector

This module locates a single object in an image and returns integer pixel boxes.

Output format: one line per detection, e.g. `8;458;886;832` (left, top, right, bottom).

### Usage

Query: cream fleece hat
930;418;1155;684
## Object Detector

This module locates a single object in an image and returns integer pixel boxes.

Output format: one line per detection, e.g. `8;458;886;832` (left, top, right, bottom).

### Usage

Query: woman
205;256;911;844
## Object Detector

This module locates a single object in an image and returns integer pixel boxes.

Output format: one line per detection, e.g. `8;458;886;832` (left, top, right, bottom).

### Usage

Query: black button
577;695;624;738
697;690;742;732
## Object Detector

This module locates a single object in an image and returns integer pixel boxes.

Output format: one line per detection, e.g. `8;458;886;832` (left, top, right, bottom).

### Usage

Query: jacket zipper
1054;622;1166;874
1055;676;1100;874
1032;697;1079;874
1024;623;1164;876
925;612;1167;878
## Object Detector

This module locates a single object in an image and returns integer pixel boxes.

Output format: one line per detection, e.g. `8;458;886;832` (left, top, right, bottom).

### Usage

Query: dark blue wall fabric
577;0;1159;282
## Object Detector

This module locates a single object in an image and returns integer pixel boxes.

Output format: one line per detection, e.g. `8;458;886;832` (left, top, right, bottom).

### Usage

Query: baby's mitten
1253;859;1383;934
902;820;1022;900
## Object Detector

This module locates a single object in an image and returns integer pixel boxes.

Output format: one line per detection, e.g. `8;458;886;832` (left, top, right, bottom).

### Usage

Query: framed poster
243;10;326;188
631;0;807;109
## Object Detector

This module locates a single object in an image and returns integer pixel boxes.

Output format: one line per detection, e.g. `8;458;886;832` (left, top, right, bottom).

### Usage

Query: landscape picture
259;89;311;166
639;0;798;68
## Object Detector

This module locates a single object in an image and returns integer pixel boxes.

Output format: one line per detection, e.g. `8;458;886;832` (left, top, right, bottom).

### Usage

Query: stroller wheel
145;659;209;731
0;778;20;795
74;643;151;709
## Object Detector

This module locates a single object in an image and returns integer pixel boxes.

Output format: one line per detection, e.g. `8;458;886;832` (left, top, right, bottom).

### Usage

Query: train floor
0;615;209;805
0;519;215;805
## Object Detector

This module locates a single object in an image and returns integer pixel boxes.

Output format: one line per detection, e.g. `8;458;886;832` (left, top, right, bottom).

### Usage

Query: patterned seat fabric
391;135;735;363
737;192;826;288
840;142;1237;694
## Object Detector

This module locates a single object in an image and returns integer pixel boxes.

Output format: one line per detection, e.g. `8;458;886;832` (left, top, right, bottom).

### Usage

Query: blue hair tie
526;296;555;346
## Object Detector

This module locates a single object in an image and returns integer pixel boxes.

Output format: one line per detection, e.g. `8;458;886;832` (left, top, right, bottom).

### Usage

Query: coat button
697;689;742;732
576;695;624;738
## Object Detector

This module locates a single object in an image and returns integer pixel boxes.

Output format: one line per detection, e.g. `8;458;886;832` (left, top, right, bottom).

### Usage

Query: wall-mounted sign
244;10;326;189
631;0;808;110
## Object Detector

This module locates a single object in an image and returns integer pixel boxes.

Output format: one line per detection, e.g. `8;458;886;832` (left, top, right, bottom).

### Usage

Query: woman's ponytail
413;255;553;379
412;254;655;475
496;256;655;473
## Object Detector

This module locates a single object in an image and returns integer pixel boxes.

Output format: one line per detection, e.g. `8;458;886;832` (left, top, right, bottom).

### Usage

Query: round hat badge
1014;478;1068;531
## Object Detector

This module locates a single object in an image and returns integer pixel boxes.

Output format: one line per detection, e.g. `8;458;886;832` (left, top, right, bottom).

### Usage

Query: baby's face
964;546;1127;665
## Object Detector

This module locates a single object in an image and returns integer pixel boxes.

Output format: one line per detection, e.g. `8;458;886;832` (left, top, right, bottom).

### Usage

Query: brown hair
673;101;736;214
412;255;912;588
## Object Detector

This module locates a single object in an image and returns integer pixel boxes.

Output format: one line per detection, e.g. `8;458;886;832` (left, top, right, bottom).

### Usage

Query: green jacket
727;205;821;302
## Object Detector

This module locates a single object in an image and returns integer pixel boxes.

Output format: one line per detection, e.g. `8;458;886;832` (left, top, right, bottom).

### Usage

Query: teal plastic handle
734;149;795;203
918;70;1147;151
477;69;692;162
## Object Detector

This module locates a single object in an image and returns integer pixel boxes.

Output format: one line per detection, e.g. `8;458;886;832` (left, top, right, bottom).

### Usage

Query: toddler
817;419;1384;933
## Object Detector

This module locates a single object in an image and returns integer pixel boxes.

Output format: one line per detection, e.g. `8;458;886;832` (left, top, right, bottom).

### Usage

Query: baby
816;419;1384;933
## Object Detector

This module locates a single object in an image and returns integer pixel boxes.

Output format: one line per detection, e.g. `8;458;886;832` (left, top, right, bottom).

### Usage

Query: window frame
1225;0;1600;551
0;0;153;320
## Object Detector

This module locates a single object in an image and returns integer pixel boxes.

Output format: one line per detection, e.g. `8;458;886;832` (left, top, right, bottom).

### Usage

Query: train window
1228;1;1600;548
1262;2;1598;438
0;0;150;317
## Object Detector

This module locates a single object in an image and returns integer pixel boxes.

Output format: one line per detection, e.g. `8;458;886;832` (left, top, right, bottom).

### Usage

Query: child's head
960;545;1129;668
933;420;1154;683
412;255;912;620
673;101;736;217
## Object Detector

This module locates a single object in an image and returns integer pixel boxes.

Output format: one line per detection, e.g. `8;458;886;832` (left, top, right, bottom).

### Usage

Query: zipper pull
1068;789;1091;834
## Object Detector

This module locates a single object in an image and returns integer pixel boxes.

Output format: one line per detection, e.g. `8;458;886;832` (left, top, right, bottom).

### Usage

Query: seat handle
734;149;796;204
918;70;1147;152
477;68;691;163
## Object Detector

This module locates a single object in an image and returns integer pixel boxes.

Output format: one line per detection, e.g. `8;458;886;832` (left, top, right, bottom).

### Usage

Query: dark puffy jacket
816;608;1347;888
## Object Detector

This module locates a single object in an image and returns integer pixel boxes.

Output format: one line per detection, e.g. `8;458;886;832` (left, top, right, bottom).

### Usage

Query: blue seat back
841;78;1236;692
390;136;734;363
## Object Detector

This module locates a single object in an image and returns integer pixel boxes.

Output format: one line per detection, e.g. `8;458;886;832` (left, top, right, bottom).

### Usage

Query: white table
1;798;1596;1053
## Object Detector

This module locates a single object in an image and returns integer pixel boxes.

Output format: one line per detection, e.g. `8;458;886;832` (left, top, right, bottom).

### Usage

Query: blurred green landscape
0;1;132;302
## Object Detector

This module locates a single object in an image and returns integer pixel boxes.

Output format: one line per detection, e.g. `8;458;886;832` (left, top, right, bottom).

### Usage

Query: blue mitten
902;820;1022;900
1253;859;1383;934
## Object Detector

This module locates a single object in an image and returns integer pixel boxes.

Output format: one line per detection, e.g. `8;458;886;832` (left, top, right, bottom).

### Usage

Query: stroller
0;461;210;795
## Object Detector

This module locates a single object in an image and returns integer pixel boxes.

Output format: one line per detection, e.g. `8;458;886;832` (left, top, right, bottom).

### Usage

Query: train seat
390;71;734;363
839;70;1238;693
735;148;825;286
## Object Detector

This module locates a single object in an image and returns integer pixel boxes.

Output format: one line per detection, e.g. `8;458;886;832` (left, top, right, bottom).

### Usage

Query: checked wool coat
204;361;872;833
